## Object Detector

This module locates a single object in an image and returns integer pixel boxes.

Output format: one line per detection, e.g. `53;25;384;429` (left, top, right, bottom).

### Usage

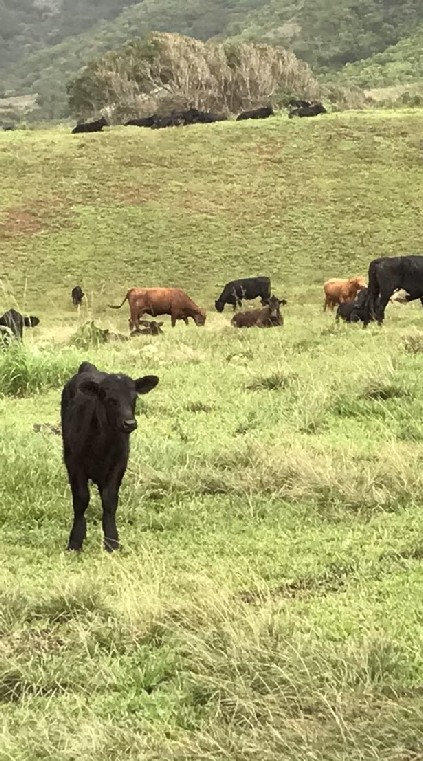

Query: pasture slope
2;111;423;760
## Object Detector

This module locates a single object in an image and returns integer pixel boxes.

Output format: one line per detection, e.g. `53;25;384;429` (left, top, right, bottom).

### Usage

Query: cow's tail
108;291;129;310
367;260;380;321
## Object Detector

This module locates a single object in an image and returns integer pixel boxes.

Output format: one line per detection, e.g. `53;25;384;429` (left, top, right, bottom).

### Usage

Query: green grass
2;110;423;759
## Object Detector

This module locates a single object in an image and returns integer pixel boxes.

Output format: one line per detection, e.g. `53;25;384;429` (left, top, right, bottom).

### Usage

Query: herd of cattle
70;100;327;134
6;253;423;552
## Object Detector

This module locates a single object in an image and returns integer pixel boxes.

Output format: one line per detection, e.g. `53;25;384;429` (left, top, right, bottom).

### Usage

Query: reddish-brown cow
109;288;206;331
323;276;366;311
231;296;286;328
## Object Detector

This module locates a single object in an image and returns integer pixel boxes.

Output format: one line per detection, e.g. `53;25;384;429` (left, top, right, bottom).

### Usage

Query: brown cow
323;277;366;311
231;296;286;328
109;288;206;330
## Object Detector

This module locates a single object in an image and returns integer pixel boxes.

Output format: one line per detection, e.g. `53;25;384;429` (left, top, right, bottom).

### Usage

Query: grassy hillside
2;111;423;759
333;24;423;89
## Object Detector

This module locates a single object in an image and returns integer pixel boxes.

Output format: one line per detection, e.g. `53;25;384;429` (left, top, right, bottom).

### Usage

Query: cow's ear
135;375;159;395
279;299;287;306
79;379;104;399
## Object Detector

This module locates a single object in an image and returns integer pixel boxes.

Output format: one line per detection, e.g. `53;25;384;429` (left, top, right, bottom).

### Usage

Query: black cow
71;116;108;134
236;106;274;122
71;286;84;306
0;309;40;339
289;102;327;118
125;108;227;130
364;255;423;327
336;288;373;324
125;115;156;128
61;361;159;552
288;99;312;109
215;277;271;312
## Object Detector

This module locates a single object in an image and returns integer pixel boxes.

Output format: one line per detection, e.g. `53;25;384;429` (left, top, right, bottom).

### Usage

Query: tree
67;32;320;119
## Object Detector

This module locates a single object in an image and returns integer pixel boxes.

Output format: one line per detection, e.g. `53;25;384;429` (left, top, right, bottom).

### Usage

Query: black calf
61;362;159;552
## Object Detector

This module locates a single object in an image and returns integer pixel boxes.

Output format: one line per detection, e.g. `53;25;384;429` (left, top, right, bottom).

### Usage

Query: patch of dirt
0;209;43;237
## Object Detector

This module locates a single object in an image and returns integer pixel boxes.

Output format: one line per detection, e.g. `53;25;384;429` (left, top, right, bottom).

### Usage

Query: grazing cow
289;102;327;118
130;321;164;336
215;277;271;312
71;116;108;134
236;106;274;121
323;277;366;312
71;285;84;307
61;361;159;551
231;296;286;328
0;309;40;339
364;255;423;326
336;287;373;324
109;287;206;331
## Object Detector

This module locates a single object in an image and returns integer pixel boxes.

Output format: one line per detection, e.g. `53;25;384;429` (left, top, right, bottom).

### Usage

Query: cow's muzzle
122;419;137;433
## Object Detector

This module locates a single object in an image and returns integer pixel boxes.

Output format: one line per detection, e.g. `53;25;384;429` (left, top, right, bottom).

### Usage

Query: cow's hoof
104;541;119;553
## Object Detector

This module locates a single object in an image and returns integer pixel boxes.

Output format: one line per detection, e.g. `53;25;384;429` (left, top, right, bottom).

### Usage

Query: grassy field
1;110;423;760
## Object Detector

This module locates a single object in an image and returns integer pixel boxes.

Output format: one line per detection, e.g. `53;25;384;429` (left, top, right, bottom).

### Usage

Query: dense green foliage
2;111;423;758
1;0;422;119
331;24;423;89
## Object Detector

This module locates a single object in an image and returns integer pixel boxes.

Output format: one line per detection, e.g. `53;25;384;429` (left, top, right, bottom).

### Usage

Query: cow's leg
171;313;177;327
99;474;124;552
183;317;189;326
67;473;90;551
375;289;393;325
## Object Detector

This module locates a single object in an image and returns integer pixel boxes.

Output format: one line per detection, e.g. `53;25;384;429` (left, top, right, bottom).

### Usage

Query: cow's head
79;373;159;433
351;276;367;289
267;295;285;323
194;310;206;326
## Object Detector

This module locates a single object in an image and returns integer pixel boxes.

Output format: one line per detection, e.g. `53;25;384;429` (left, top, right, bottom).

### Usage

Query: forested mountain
1;0;422;118
329;24;423;89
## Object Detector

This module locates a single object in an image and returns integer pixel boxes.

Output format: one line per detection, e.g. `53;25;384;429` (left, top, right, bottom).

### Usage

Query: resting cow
109;287;206;331
289;102;327;118
0;309;40;339
288;99;312;109
215;277;271;312
71;116;108;134
231;296;286;328
236;106;274;121
71;286;84;306
364;255;423;326
130;321;164;336
61;361;159;551
126;108;227;130
323;277;366;311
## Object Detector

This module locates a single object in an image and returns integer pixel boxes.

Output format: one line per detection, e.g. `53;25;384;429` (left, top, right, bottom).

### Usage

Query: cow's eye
107;398;118;407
